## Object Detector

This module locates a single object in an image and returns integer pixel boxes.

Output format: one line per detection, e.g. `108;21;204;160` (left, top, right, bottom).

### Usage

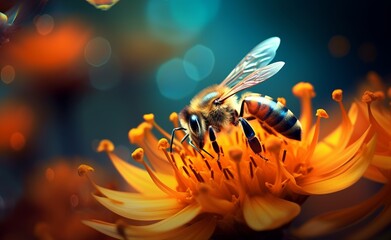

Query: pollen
131;148;144;163
143;113;155;123
97;139;115;152
316;109;329;118
78;164;94;176
292;82;316;98
332;89;343;102
158;138;170;150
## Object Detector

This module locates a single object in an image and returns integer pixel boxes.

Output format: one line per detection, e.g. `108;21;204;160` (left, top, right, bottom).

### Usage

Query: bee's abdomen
243;95;302;141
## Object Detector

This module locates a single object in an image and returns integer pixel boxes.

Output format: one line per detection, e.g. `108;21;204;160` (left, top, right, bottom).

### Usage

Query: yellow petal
299;135;376;194
84;215;216;240
83;220;122;239
364;165;388;183
312;124;370;173
93;195;185;221
130;202;202;232
243;194;300;231
294;185;388;238
108;152;176;196
372;155;391;170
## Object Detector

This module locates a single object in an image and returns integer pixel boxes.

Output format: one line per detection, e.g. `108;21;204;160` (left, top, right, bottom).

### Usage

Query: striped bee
172;37;301;156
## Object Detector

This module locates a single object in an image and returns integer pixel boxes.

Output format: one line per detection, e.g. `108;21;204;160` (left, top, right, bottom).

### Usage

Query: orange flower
80;82;375;239
295;78;390;239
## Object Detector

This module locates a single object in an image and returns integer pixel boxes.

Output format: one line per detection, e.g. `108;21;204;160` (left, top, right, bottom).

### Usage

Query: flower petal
364;165;388;183
347;201;391;240
108;152;176;196
294;185;388;238
93;195;186;221
243;194;300;231
299;134;376;194
372;155;391;170
84;215;216;240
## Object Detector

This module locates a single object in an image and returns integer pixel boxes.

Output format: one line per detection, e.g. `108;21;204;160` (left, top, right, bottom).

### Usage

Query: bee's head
179;107;206;149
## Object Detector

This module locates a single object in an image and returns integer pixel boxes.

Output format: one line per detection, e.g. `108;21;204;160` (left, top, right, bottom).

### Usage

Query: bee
171;37;301;157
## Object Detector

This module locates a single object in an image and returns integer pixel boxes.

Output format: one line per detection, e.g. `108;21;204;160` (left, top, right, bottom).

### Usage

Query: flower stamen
293;82;316;138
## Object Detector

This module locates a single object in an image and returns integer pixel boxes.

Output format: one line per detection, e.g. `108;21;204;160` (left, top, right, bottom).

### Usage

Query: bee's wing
217;61;285;102
219;37;281;89
5;5;20;24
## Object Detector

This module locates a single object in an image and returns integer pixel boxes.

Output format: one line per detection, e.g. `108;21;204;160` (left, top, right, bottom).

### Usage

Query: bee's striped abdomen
243;95;302;141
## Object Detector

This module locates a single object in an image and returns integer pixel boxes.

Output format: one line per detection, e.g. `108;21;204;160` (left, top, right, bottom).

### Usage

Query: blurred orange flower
3;20;90;75
80;82;375;239
0;100;34;152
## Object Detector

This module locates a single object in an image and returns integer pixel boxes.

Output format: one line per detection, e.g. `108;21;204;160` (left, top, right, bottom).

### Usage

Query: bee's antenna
169;127;187;153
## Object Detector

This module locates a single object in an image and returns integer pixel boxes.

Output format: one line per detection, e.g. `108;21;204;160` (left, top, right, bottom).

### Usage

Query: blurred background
0;0;390;239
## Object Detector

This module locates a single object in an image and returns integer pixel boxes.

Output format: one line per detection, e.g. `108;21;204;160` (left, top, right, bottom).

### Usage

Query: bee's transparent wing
5;6;20;24
217;61;285;102
219;37;281;89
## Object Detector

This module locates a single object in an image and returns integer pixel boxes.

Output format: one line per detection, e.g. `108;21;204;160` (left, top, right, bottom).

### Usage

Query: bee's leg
169;127;187;153
208;126;220;160
188;140;214;159
238;117;262;154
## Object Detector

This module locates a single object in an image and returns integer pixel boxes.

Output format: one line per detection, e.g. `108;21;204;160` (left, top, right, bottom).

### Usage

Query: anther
204;159;211;170
332;89;343;102
249;161;254;178
316;109;329;118
182;166;190;177
225;168;234;179
158;138;170;150
197;173;205;183
143;113;154;123
292;82;316;98
211;170;214;179
217;160;222;171
97;139;114;152
223;168;229;180
131;148;144;163
362;91;377;103
179;152;188;166
169;112;178;123
282;149;287;163
220;146;225;156
78;164;94;176
250;156;258;167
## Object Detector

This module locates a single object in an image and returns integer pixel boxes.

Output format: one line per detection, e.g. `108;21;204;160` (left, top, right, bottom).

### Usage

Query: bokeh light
9;132;25;151
89;57;121;90
84;37;112;67
156;58;198;100
1;65;15;84
35;14;55;36
146;0;220;43
183;44;215;81
328;35;350;57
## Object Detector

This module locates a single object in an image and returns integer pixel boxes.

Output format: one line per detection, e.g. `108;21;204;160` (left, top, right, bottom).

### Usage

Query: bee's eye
189;114;200;135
